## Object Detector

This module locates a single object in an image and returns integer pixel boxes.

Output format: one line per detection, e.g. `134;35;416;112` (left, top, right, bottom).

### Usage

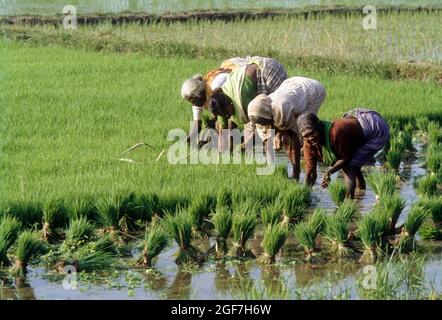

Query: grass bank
2;10;440;83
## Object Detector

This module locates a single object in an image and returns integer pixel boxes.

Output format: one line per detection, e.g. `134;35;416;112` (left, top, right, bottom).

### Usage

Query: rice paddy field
0;1;442;300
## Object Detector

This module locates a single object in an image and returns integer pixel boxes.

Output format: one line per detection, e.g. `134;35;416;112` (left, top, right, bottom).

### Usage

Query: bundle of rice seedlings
258;223;288;264
335;198;358;224
417;197;442;227
188;194;215;238
4;200;43;228
328;179;347;206
137;224;169;268
0;216;22;266
95;194;123;235
64;216;95;248
55;249;116;273
396;205;429;252
418;224;442;241
386;144;404;172
260;202;282;227
377;194;405;235
64;196;97;221
216;188;233;210
357;213;387;264
162;209;201;265
90;233;119;255
41;199;68;241
229;211;257;258
426;145;442;174
280;186;310;225
293;221;318;261
366;171;397;199
308;208;326;235
323;215;353;258
11;231;47;276
414;175;438;197
211;205;233;257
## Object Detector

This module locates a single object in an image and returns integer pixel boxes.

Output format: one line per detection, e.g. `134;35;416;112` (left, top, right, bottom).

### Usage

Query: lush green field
0;39;441;209
2;0;442;16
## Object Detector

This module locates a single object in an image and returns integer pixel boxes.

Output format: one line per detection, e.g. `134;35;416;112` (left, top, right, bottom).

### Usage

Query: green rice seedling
426;145;442;174
90;233;119;255
366;171;397;199
162;209;201;265
260;202;282;227
258;223;288;264
94;194;123;234
293;221;318;261
41;199;68;242
388;119;401;134
3;201;43;228
11;231;47;276
427;121;441;146
188;193;215;238
211;205;233;257
386;144;404;172
414;175;438;197
308;209;326;236
64;216;95;249
293;209;325;260
229;211;257;258
415;116;430;133
137;224;169;268
64;196;97;221
418;224;442;241
216;188;233;210
328;179;347;206
377;194;405;235
323;215;353;259
335;198;358;224
280;186;310;225
397;205;429;252
357;213;387;264
416;197;442;226
55;249;116;273
401;124;414;151
0;216;22;266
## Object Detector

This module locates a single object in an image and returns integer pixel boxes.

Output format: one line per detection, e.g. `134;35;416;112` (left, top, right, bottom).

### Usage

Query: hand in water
321;171;331;188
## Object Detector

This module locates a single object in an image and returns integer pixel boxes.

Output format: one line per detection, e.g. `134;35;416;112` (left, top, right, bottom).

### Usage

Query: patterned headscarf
248;94;273;121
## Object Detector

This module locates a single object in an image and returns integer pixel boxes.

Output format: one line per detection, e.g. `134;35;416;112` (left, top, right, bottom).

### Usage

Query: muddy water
1;140;441;300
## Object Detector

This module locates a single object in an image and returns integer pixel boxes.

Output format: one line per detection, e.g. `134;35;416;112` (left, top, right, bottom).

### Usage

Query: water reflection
166;269;192;299
0;276;36;300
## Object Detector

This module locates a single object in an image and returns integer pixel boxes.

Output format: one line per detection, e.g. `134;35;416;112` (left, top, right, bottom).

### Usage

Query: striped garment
246;56;288;95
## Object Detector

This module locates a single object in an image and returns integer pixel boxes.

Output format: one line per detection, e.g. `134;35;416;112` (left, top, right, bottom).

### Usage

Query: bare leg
283;132;301;181
355;167;366;191
342;166;358;199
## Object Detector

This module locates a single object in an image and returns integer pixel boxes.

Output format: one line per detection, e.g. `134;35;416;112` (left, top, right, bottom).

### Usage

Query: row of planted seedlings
0;191;193;277
0;178;433;277
414;117;442;241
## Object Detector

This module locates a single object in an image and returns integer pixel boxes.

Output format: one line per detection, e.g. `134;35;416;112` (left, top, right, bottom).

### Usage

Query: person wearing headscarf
208;56;288;151
181;57;247;143
297;109;390;198
247;77;326;180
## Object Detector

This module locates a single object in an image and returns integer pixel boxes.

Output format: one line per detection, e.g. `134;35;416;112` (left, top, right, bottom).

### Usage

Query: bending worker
297;109;389;198
247;76;326;180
